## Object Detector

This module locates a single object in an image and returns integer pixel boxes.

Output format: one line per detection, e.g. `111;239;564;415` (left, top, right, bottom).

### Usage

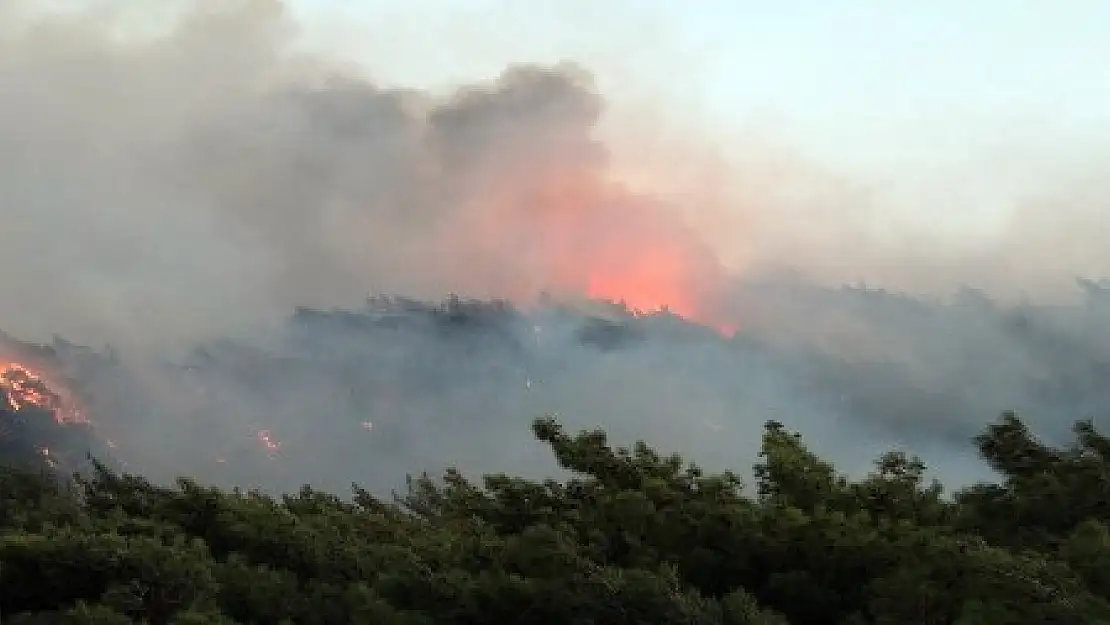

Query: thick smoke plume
0;0;734;348
4;1;1110;495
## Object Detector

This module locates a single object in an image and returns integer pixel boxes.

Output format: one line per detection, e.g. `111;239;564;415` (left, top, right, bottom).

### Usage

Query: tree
3;412;1110;623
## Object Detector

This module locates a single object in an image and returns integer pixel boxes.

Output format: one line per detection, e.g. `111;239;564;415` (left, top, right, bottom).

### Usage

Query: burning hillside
0;339;114;476
0;295;738;490
0;361;86;426
2;284;1104;495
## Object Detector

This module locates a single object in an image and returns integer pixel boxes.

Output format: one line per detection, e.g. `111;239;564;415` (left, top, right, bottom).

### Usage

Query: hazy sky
282;1;1110;155
24;1;1110;225
270;0;1110;235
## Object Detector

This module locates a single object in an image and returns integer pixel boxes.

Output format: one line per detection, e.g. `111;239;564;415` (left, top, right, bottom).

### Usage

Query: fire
256;429;281;454
581;228;722;322
448;170;735;334
0;360;88;425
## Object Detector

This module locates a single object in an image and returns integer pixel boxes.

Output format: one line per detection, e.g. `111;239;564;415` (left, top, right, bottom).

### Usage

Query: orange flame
444;169;734;334
0;360;88;425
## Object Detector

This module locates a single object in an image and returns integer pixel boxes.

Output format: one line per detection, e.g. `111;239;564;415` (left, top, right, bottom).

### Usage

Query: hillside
5;289;1110;622
4;284;1110;495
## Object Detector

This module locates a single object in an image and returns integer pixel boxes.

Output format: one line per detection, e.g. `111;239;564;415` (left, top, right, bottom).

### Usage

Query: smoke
4;1;1110;495
0;0;735;348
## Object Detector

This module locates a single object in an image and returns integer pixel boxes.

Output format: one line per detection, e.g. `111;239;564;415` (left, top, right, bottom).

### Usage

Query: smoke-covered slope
6;281;1110;496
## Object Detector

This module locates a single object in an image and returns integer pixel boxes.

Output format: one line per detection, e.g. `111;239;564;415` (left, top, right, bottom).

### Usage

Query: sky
9;0;1110;310
21;0;1110;235
271;0;1110;236
282;1;1110;153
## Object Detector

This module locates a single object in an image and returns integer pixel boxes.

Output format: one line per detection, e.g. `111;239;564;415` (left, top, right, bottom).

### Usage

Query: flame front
0;361;87;425
441;165;735;333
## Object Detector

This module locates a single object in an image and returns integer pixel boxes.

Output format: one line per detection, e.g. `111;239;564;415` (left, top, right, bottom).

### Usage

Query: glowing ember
38;446;58;469
256;429;281;454
0;361;87;425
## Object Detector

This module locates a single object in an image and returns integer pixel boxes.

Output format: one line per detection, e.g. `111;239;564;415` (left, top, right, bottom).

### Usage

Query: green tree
4;411;1110;623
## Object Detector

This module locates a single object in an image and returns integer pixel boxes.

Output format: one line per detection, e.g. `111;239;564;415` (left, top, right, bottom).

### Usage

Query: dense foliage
4;412;1110;623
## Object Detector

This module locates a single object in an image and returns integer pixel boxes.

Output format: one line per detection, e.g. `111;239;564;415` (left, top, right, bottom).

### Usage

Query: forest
7;4;1110;622
5;287;1110;623
4;408;1110;623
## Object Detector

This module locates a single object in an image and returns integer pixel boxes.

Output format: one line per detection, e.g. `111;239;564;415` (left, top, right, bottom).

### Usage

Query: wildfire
0;360;88;425
446;165;736;335
256;429;281;454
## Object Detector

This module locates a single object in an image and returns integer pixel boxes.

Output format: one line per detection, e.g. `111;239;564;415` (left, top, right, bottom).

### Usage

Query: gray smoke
4;2;1110;495
1;1;619;348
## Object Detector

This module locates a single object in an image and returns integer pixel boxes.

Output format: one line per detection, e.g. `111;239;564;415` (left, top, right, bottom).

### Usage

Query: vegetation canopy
3;411;1110;624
